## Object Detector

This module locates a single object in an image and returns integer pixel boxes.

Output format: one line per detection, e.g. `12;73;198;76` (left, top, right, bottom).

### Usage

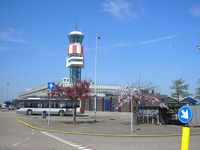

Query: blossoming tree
47;80;90;124
116;86;168;124
64;80;90;124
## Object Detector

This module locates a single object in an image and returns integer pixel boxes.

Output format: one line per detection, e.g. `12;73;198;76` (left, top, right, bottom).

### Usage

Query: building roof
180;97;198;105
69;31;83;36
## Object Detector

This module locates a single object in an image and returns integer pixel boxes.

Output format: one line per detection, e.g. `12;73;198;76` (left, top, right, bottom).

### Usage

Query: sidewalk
13;111;200;136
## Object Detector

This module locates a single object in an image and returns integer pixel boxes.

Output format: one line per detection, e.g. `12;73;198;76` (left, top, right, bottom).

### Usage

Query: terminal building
18;77;121;112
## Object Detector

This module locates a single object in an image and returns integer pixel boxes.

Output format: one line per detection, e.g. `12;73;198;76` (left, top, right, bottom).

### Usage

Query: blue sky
0;0;200;103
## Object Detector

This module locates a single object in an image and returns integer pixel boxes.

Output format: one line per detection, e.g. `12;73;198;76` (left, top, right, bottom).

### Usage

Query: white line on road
25;136;31;140
41;131;94;150
12;142;21;147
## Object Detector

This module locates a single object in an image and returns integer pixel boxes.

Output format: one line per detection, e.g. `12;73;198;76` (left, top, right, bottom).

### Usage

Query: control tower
66;29;84;83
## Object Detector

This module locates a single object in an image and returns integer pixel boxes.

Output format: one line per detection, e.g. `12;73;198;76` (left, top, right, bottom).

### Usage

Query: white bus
16;98;83;116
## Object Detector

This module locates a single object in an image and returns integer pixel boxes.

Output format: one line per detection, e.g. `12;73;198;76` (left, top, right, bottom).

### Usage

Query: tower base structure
70;67;81;83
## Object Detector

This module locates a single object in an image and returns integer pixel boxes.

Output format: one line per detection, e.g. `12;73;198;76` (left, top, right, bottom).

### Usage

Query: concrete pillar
102;98;104;111
110;97;112;112
89;99;91;111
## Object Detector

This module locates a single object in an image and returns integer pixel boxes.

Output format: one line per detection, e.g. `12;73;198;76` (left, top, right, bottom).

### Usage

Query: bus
16;98;83;116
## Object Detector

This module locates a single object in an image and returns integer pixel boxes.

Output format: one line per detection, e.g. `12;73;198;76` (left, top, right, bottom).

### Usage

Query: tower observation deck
66;30;84;83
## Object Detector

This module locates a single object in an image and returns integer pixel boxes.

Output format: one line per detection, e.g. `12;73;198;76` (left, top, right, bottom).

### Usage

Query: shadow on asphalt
59;120;101;125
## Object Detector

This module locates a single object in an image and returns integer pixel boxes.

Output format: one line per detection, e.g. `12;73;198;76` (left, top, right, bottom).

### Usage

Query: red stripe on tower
81;46;84;56
68;46;69;55
73;45;77;54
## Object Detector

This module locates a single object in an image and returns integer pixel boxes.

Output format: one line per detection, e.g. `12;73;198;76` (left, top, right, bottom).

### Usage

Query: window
26;101;33;108
42;101;49;108
18;101;25;108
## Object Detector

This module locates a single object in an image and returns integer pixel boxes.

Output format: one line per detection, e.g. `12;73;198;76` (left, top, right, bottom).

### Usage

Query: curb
16;119;200;137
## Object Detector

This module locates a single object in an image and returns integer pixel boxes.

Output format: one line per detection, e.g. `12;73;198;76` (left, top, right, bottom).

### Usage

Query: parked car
9;105;14;110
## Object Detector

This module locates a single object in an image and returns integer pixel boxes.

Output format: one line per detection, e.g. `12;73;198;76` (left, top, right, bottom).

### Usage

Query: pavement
11;111;200;136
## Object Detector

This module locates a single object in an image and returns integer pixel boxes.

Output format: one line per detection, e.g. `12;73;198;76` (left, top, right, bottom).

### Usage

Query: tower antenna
75;22;77;31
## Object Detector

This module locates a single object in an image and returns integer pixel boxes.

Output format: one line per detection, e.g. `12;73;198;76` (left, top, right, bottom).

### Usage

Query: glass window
32;102;38;108
77;100;80;107
26;101;33;108
42;101;49;108
69;34;83;44
37;103;42;108
59;102;67;108
17;101;25;108
66;100;73;108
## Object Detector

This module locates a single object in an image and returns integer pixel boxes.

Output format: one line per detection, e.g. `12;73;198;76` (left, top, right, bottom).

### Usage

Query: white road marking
25;136;31;140
11;135;32;147
41;131;94;150
12;142;21;147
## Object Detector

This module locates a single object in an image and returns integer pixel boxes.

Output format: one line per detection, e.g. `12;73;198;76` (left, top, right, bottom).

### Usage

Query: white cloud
101;0;138;20
85;34;180;52
85;42;133;51
137;35;181;45
0;27;25;43
190;5;200;18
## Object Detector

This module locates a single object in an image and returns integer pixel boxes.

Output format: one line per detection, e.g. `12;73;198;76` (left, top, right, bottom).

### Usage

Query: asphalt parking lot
11;110;200;136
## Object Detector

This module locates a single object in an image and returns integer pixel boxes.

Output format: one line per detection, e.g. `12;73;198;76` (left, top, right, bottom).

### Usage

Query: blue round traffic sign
178;106;193;124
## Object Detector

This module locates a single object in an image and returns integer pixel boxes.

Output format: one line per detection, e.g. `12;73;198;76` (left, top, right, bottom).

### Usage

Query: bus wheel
59;110;65;116
27;110;32;115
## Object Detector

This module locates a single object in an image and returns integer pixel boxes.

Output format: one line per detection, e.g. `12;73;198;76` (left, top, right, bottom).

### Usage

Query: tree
195;79;200;100
170;78;191;103
47;80;90;123
65;80;90;124
4;100;11;105
49;83;65;111
116;85;167;125
11;99;18;107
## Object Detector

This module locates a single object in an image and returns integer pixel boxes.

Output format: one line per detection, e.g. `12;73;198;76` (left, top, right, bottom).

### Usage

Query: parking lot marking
12;142;21;147
41;131;94;150
16;119;200;137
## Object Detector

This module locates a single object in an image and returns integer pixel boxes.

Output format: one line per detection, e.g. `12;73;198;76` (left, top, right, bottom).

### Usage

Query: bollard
181;127;190;150
42;111;46;119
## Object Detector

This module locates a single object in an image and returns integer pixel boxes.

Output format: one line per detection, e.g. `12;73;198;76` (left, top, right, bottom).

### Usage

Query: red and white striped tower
66;30;84;83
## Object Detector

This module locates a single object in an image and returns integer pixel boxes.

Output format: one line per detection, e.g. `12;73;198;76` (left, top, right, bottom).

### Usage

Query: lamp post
1;89;3;103
94;34;101;121
130;86;134;133
7;82;9;101
198;43;200;53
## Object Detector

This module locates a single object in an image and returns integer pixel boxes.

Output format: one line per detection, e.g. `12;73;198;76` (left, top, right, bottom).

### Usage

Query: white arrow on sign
49;84;53;89
181;109;188;119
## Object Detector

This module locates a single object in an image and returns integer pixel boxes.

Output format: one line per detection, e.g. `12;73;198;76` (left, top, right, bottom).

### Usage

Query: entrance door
105;101;110;111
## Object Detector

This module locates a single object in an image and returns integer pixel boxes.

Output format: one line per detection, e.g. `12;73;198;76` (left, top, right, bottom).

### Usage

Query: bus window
42;101;48;108
66;100;73;108
17;101;25;109
58;102;67;108
51;101;57;108
37;103;42;108
26;101;33;108
77;100;80;107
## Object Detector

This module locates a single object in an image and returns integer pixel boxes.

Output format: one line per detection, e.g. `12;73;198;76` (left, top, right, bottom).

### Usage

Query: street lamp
94;34;101;121
198;43;200;53
7;82;9;101
1;89;3;103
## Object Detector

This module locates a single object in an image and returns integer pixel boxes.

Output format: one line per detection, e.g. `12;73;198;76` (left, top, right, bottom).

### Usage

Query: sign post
47;82;55;128
178;105;193;150
130;86;134;133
